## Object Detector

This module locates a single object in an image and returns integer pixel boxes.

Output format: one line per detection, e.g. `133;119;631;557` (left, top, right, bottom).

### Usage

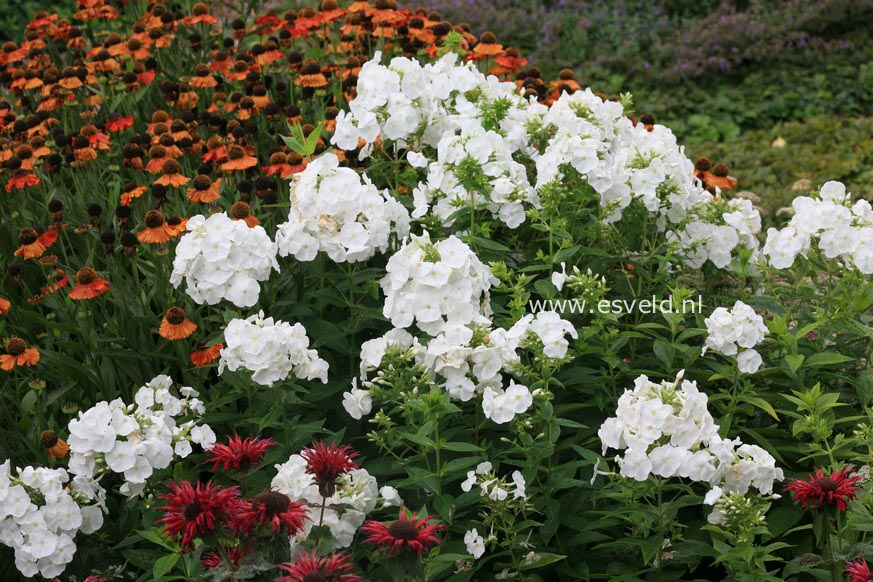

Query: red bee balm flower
276;551;361;582
301;441;359;497
157;480;241;550
207;435;274;472
784;466;862;511
234;490;307;536
846;558;873;582
361;507;444;556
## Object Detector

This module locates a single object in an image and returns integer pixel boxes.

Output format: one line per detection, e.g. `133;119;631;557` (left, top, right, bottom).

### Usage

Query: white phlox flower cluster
276;152;410;263
343;311;576;424
0;462;105;578
332;51;534;157
381;231;498;335
218;310;329;386
464;528;486;559
67;375;215;498
535;90;710;226
703;300;768;373
667;198;762;270
411;127;539;228
597;371;783;498
461;462;527;502
762;180;873;273
170;212;279;308
272;455;387;549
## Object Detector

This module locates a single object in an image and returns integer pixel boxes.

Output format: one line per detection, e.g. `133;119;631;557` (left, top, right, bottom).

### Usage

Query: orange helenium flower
186;175;222;203
0;297;10;315
14;228;47;259
160;307;197;340
220;145;258;172
1;337;40;371
230;201;260;227
41;429;70;459
191;342;223;367
69;267;110;300
137;210;177;243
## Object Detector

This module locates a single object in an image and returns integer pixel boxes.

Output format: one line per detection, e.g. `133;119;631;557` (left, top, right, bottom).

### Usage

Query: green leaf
803;352;854;368
153;553;179;580
520;552;567;570
737;395;780;421
784;354;805;373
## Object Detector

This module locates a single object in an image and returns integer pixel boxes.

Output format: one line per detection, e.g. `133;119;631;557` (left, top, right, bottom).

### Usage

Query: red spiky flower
276;551;361;582
301;441;359;497
783;466;861;511
846;558;873;582
207;434;275;473
361;507;444;556
233;490;308;536
156;480;240;550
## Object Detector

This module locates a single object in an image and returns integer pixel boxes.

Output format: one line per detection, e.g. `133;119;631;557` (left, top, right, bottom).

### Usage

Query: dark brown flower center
76;267;97;285
227;145;245;161
712;163;730;177
161;159;182;175
230;201;251;219
269;152;287;165
16;145;33;159
694;157;711;172
152;110;170;124
165;307;186;325
40;429;59;448
6;337;26;356
193;175;212;190
192;2;209;15
127;38;143;51
194;64;210;77
388;519;418;541
184;502;202;521
814;477;839;493
18;228;38;245
302;571;329;582
253;491;290;518
145;211;166;228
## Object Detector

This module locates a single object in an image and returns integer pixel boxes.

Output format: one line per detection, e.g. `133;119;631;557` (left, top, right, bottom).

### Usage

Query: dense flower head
272;450;388;549
381;231;498;335
276;551;361;582
763;181;873;273
301;441;360;497
846;558;873;582
784;466;861;511
233;489;308;536
0;461;105;578
598;371;783;497
218;310;329;386
206;434;274;473
703;300;767;373
276;152;410;263
66;375;215;496
361;506;444;556
170;212;279;308
156;480;241;549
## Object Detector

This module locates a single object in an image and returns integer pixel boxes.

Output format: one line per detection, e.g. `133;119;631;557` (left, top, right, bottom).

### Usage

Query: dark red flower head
301;441;359;497
234;489;308;536
784;466;861;511
846;558;873;582
207;434;275;473
361;507;444;556
156;480;241;550
275;551;361;582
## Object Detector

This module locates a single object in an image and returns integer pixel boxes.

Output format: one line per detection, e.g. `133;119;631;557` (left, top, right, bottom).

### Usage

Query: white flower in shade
379;486;403;507
381;232;497;335
465;528;486;558
170;212;278;308
703;301;767;373
342;381;373;420
66;376;212;497
276;153;410;263
598;371;782;495
736;349;763;374
219;311;328;386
